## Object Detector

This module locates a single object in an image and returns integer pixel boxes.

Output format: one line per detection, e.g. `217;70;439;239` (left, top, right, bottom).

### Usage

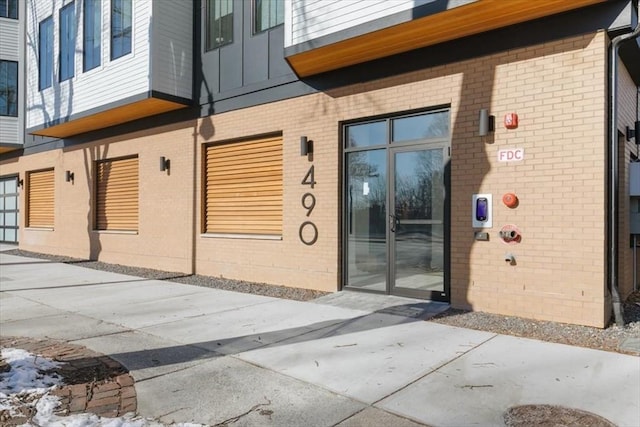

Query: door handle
389;214;400;233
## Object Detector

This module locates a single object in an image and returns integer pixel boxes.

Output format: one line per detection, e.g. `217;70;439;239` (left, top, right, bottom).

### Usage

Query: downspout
609;0;640;327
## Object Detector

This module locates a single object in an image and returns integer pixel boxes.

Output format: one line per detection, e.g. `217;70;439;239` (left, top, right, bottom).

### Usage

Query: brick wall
0;31;616;327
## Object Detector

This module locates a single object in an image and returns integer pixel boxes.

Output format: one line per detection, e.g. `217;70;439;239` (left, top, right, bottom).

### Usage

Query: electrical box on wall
472;194;492;228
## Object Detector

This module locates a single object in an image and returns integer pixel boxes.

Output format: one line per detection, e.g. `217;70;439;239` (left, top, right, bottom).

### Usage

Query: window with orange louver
204;135;282;235
95;156;138;231
27;168;54;228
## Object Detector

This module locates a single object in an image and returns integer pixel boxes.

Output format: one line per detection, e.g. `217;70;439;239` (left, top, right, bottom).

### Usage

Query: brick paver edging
0;336;137;420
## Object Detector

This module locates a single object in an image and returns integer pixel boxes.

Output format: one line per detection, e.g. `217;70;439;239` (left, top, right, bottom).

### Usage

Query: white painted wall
151;0;192;98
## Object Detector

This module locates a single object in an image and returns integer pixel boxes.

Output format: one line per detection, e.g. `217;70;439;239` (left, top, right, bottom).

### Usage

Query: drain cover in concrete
504;404;615;426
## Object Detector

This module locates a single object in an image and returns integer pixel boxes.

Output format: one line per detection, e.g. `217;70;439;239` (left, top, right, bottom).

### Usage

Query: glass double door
345;144;448;300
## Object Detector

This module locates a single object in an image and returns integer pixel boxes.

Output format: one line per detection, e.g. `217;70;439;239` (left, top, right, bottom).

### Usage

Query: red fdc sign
497;148;524;162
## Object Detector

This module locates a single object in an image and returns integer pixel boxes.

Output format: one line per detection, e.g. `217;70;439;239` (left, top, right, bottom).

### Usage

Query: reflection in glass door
390;147;445;299
345;149;387;292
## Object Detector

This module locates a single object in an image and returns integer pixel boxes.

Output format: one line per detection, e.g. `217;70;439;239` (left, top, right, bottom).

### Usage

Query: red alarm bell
504;113;518;129
502;192;518;208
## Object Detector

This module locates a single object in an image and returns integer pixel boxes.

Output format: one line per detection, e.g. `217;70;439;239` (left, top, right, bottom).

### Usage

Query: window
27;169;54;228
0;0;18;19
206;0;233;51
204;135;283;235
254;0;283;33
59;2;76;81
111;0;131;60
0;60;18;116
83;0;101;71
39;16;54;90
95;156;138;231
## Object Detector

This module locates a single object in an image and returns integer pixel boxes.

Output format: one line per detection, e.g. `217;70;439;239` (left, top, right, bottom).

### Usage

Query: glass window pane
345;121;387;148
39;17;53;90
5;212;16;226
0;61;18;116
392;111;449;142
255;0;284;33
5;228;16;242
0;198;4;210
0;213;4;225
0;229;4;241
111;0;131;59
207;0;233;50
5;179;16;193
345;149;387;291
84;0;101;71
5;196;16;210
60;3;76;81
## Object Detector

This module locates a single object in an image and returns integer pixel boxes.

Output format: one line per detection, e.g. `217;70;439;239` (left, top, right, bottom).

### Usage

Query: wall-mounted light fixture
18;178;23;188
300;136;313;159
478;109;495;137
65;170;74;182
160;156;170;172
627;120;640;142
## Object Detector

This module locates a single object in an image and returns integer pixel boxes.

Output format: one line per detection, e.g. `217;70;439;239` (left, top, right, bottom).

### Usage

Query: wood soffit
30;97;189;139
286;0;608;77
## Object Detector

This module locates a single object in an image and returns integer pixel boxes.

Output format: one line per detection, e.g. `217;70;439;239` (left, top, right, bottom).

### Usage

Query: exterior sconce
65;170;74;182
478;109;495;136
627;121;640;142
300;136;313;160
18;178;23;188
160;156;170;172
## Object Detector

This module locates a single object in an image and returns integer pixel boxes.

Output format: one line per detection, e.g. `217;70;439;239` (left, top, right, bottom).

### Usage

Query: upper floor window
0;0;18;19
206;0;233;51
83;0;101;71
0;60;18;117
254;0;283;33
111;0;131;60
39;16;54;90
59;2;76;81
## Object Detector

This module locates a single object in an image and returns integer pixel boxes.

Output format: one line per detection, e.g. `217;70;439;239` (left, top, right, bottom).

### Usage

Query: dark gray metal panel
244;31;269;85
219;46;243;92
200;50;220;111
268;26;291;78
201;80;316;116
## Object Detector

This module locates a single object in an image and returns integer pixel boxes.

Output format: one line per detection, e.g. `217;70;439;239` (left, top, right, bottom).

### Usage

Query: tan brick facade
1;30;637;328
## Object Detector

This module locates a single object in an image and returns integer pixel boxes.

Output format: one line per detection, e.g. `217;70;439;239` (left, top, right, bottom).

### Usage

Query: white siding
0;18;20;60
0;117;19;145
286;0;426;47
151;0;192;99
1;3;25;147
26;0;152;129
286;0;473;47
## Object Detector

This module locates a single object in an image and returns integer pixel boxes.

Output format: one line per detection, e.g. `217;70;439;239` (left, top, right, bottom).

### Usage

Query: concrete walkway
1;249;638;426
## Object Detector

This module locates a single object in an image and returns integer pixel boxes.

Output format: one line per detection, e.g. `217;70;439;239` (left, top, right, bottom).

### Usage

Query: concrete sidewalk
1;250;639;426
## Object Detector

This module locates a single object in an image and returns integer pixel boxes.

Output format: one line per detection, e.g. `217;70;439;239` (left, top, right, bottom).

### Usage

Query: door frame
387;143;449;301
340;107;451;302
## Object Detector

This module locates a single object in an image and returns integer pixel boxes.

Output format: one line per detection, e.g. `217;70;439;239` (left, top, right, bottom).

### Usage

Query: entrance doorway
0;176;19;243
343;109;449;301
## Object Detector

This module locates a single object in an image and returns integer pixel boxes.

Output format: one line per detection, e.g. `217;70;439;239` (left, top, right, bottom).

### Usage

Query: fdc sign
497;148;524;162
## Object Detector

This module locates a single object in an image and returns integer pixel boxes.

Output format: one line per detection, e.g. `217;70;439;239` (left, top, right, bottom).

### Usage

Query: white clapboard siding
151;0;192;99
0;18;20;60
26;0;193;128
287;0;436;47
0;117;19;146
